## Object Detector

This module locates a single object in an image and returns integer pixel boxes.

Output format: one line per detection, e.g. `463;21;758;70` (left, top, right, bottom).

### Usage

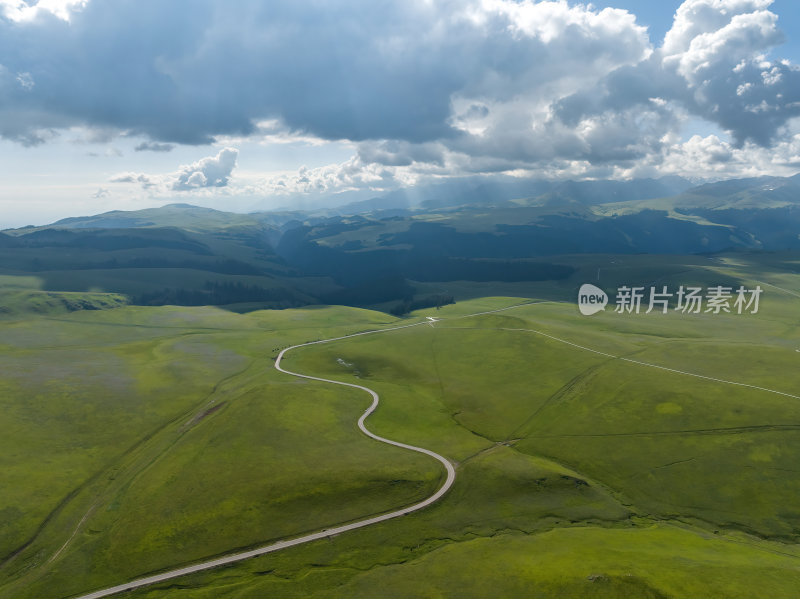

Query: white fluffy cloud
173;147;238;190
553;0;800;152
661;0;775;58
0;0;650;147
380;0;800;181
111;147;238;192
0;0;87;22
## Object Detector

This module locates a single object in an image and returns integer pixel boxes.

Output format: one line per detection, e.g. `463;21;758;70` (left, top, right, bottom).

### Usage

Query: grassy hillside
0;275;128;316
1;251;799;598
0;225;326;310
0;305;440;598
15;204;265;234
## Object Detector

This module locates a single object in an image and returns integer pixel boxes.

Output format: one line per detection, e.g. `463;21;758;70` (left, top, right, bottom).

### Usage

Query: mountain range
2;173;799;313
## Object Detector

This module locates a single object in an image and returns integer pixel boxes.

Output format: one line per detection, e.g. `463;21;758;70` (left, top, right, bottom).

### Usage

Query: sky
2;0;800;228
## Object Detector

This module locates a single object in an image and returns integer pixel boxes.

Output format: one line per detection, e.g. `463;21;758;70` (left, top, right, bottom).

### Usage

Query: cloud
1;0;799;187
110;147;238;192
172;147;237;190
0;0;88;23
357;140;445;167
553;0;800;150
244;155;411;199
134;141;174;152
109;172;156;188
15;71;33;90
0;0;649;147
648;131;800;180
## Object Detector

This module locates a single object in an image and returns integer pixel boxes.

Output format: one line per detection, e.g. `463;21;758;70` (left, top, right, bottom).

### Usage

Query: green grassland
1;252;800;598
0;303;441;598
0;275;129;316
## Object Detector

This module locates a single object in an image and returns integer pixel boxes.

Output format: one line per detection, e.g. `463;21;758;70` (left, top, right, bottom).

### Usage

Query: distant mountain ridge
49;204;263;233
332;175;695;214
523;176;693;207
9;173;797;236
2;172;799;314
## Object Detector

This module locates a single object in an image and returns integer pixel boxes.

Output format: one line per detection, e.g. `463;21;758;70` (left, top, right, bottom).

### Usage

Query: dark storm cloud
1;0;798;173
0;1;452;144
0;0;649;148
134;141;174;152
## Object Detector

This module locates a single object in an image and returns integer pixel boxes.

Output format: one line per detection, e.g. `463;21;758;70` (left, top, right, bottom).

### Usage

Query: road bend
70;319;456;599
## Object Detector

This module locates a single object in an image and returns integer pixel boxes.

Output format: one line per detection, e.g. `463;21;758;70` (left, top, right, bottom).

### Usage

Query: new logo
578;283;608;316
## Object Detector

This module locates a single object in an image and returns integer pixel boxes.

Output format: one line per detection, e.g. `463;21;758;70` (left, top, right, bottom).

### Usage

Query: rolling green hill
21;204;264;234
1;250;799;598
0;220;323;313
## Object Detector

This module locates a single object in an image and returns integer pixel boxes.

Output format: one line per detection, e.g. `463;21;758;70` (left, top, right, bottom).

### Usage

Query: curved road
71;319;457;599
59;296;800;597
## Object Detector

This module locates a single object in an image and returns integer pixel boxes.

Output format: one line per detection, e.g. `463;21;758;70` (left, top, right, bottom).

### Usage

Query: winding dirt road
70;319;457;599
63;296;798;597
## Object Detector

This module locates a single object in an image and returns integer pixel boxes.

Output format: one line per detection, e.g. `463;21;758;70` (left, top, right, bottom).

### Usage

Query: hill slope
2;173;799;313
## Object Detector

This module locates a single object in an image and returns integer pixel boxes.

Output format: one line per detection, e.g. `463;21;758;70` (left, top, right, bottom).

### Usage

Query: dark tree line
136;281;301;307
390;294;455;316
320;275;415;306
89;257;264;275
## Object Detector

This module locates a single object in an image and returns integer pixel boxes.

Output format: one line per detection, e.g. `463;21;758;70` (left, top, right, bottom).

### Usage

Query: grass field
0;275;129;316
2;251;800;598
